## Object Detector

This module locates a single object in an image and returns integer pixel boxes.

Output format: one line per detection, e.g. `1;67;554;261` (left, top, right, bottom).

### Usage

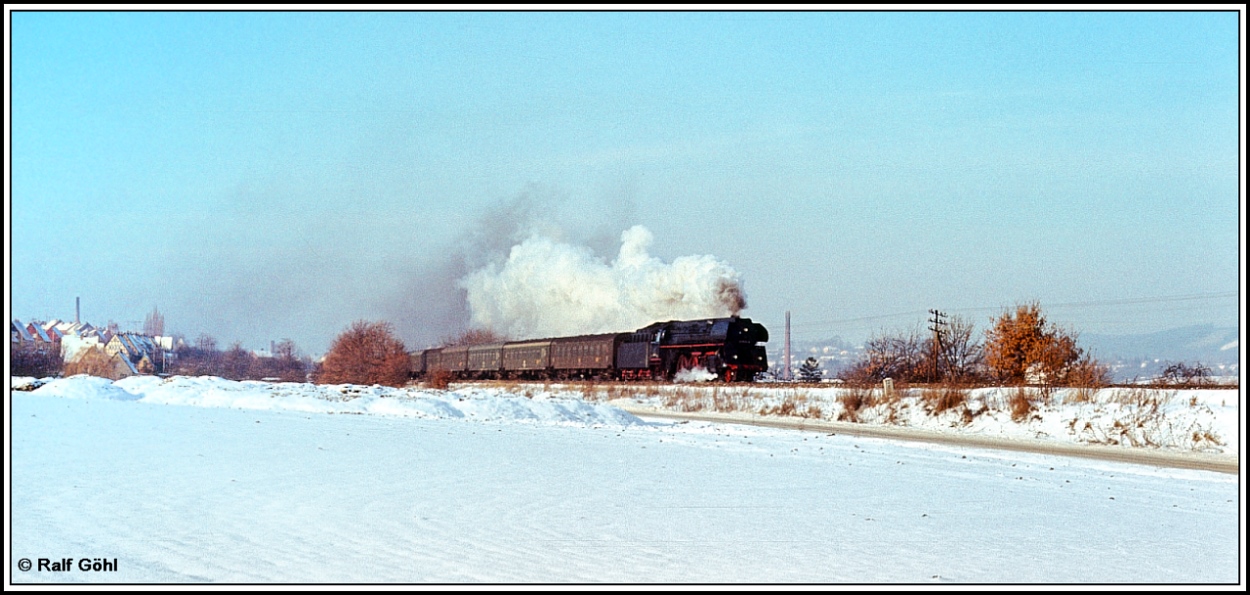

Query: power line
951;291;1238;313
787;291;1237;330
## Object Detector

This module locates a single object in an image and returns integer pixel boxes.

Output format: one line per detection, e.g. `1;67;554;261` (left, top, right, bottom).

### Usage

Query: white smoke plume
674;367;719;383
460;225;747;339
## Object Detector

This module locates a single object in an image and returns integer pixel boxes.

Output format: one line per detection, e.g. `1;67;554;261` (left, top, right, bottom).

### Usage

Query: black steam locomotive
411;316;769;382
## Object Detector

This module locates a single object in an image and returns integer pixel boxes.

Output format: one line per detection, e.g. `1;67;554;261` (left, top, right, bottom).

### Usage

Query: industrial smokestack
783;310;792;381
76;297;80;324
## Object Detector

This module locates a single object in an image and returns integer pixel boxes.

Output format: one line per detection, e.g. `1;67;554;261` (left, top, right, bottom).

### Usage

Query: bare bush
1066;355;1111;389
1159;362;1211;387
317;320;409;387
220;342;256;380
845;317;987;385
254;339;310;382
1064;356;1111;403
11;345;64;378
173;336;223;377
426;368;453;390
841;328;927;384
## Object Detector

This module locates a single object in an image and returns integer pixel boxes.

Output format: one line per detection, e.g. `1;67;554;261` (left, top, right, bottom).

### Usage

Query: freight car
411;316;769;382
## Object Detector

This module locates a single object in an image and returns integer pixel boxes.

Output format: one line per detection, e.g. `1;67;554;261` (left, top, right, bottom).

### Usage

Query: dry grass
604;383;628;401
662;387;697;411
1107;386;1173;408
425;369;452;390
837;384;877;422
638;383;825;419
1065;385;1098;404
579;381;602;402
758;388;823;419
1109;388;1174;447
924;384;969;416
1009;386;1036;422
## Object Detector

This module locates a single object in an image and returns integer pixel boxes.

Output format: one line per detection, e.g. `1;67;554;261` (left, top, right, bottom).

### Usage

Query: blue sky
8;10;1242;354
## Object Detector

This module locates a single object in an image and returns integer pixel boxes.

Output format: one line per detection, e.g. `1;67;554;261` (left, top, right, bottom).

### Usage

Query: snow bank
31;375;142;401
612;383;1239;454
16;375;1238;453
10;376;43;391
29;375;645;428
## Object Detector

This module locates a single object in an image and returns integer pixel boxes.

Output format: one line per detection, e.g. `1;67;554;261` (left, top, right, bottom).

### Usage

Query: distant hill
1081;324;1239;364
1078;325;1239;382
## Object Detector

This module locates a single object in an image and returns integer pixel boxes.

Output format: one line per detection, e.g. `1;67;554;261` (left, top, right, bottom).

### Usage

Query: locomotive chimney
783;310;792;381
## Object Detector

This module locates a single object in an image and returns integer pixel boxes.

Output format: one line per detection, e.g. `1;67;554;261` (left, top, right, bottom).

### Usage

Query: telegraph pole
928;309;947;383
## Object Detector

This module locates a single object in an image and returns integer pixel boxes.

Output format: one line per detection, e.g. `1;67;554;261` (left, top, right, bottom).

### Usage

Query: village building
11;319;34;345
25;322;59;352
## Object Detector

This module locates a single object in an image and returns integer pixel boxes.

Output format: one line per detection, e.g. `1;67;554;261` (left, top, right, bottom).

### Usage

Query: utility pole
928;309;947;383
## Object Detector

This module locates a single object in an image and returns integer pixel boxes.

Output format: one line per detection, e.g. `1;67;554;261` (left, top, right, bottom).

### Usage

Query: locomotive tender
411;316;769;382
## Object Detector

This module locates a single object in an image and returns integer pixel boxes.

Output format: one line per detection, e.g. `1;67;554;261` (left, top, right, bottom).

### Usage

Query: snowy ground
7;375;1244;584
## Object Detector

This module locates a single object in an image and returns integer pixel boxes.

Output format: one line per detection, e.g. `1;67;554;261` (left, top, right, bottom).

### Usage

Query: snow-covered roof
28;323;52;343
118;334;138;355
12;320;33;342
57;321;96;336
116;353;139;376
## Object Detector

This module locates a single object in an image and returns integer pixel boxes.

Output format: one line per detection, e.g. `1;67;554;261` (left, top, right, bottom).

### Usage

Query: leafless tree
221;342;256;380
256;338;308;382
841;326;927;384
11;344;64;378
195;334;218;352
940;315;985;383
174;335;224;376
1159;362;1211;387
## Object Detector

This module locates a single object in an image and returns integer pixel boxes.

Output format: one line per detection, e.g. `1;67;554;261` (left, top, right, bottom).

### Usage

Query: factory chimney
76;297;80;324
783;310;792;381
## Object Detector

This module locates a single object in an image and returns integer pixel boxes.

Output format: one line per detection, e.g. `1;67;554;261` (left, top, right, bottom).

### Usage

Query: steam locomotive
411;316;769;382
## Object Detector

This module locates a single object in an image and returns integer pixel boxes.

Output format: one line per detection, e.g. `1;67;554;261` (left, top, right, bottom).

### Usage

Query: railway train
410;316;769;382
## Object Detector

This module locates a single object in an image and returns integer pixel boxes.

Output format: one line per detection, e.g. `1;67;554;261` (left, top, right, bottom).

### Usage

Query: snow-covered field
7;375;1243;584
